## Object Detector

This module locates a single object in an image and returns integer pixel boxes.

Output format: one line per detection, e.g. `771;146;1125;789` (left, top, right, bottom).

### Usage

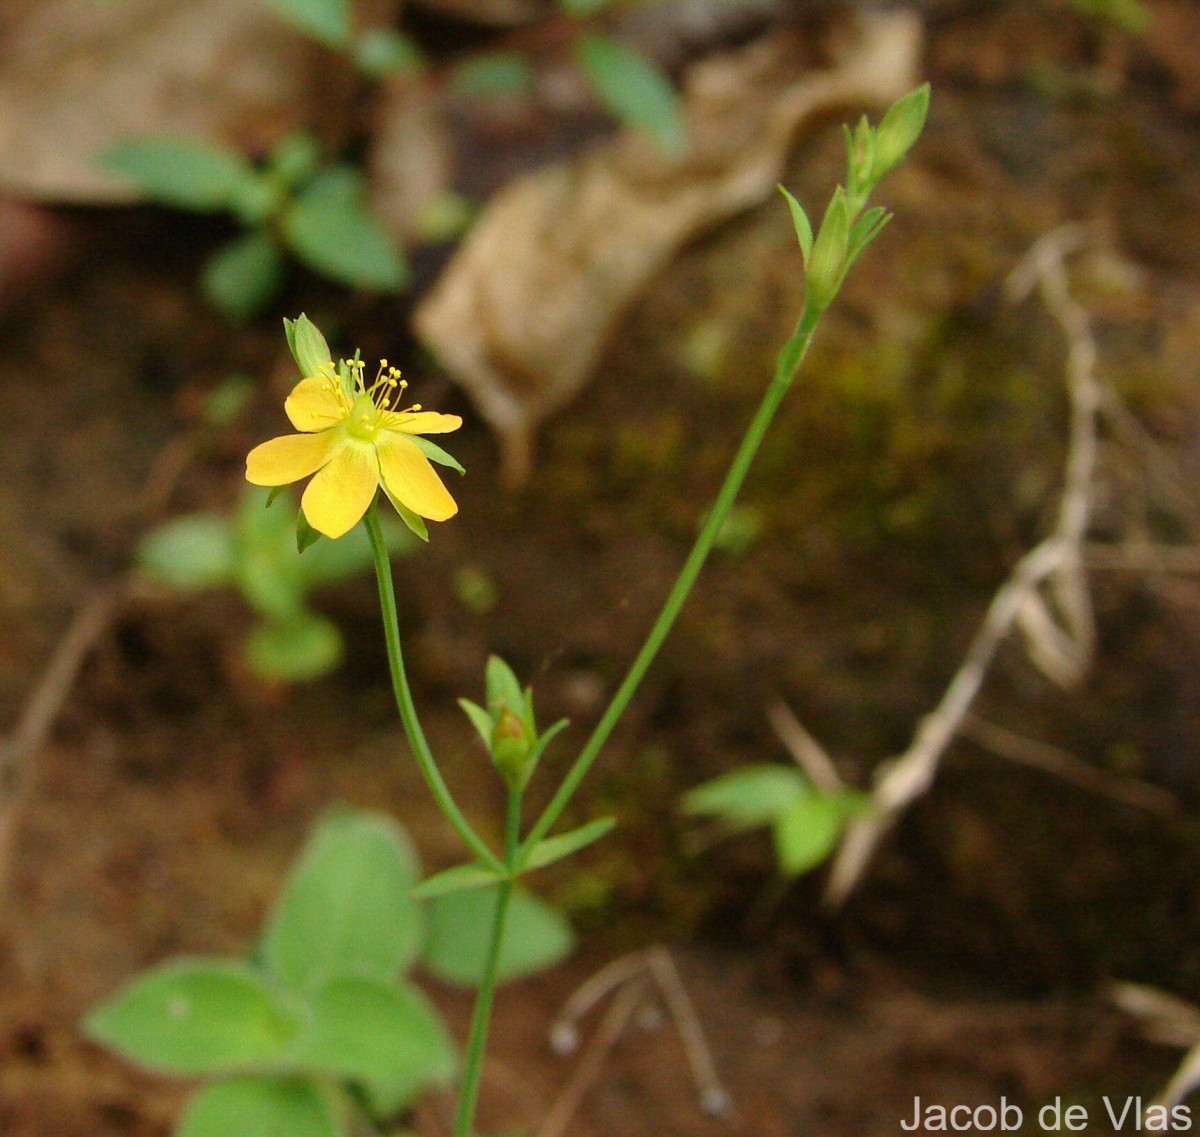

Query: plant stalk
522;307;822;854
366;509;504;873
453;787;523;1137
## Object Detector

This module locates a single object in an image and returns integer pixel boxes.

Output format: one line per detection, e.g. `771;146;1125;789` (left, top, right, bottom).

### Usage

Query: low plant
103;131;408;321
87;809;572;1136
92;84;931;1135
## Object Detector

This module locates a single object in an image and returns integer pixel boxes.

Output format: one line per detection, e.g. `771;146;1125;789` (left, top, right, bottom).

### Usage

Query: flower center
347;394;380;441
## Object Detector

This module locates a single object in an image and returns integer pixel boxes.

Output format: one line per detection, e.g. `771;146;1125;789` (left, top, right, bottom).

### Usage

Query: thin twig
826;225;1105;905
961;714;1179;817
767;698;844;793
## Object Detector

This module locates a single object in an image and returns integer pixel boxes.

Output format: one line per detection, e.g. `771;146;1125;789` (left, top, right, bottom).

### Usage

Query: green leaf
268;133;322;188
771;795;844;877
203;374;255;427
284;314;334;379
295;517;414;588
804;186;850;313
262;0;351;47
103;138;257;211
296;510;323;554
263;810;424;991
179;1078;341;1137
520;818;615;872
244;614;343;682
412;862;503;900
422;886;574;987
574;33;686;156
778;185;813;264
137;515;236;591
407;435;465;475
453;52;534;98
297;975;456;1117
283;169;409;292
680;765;808;832
85;960;299;1076
353;27;425;78
203;231;285;322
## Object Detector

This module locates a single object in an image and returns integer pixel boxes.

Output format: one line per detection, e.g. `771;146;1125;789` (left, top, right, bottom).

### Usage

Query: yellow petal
377;434;458;522
381;410;462;435
246;431;337;486
301;441;380;539
285;377;346;432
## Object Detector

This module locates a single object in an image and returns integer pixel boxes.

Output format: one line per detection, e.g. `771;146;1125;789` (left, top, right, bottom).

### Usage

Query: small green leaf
771;794;843;877
179;1078;340;1137
574;33;686;156
268;132;322;188
203;374;255;427
296;510;323;554
453;52;534;98
203;231;285;322
137;515;237;591
263;0;351;47
263;810;424;991
520;818;615;872
283;169;409;292
85;960;299;1076
103;138;257;211
412;862;503;900
407;435;465;475
422;886;574;987
353;27;425;78
283;314;335;379
680;765;808;832
778;185;812;264
245;614;343;682
297;975;456;1118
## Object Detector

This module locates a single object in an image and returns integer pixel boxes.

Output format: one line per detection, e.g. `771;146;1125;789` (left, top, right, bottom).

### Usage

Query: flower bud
490;707;536;790
870;83;930;184
804;187;850;314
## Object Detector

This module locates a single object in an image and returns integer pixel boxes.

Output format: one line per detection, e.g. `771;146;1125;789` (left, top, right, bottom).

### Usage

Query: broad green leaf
407;435;465;475
453;52;533;98
771;795;843;877
680;765;807;832
103;138;257;211
283;169;409;292
179;1077;340;1137
284;314;334;379
137;515;236;591
353;27;425;78
574;34;686;156
263;811;423;991
411;862;502;900
421;886;574;987
85;960;298;1076
202;231;285;322
263;0;351;47
297;975;455;1117
244;614;343;682
520;818;615;872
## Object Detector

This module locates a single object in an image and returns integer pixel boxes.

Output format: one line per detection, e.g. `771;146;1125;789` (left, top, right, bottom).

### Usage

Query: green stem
523;308;822;853
366;509;504;874
454;787;523;1137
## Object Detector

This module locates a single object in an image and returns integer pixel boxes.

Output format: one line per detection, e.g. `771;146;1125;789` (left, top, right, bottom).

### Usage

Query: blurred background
1;0;1199;1133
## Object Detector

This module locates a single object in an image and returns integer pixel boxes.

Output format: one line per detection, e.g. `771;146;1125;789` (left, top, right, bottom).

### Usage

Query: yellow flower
246;358;462;539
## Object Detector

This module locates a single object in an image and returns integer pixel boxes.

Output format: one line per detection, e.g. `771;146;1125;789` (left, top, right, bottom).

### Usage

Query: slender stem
454;787;523;1137
365;509;503;873
523;309;822;853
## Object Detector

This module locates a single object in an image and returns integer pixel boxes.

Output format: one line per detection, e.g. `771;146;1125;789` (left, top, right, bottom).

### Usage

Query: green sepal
407;435;465;475
296;509;323;553
284;314;334;378
382;486;429;542
458;698;494;749
805;186;851;313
